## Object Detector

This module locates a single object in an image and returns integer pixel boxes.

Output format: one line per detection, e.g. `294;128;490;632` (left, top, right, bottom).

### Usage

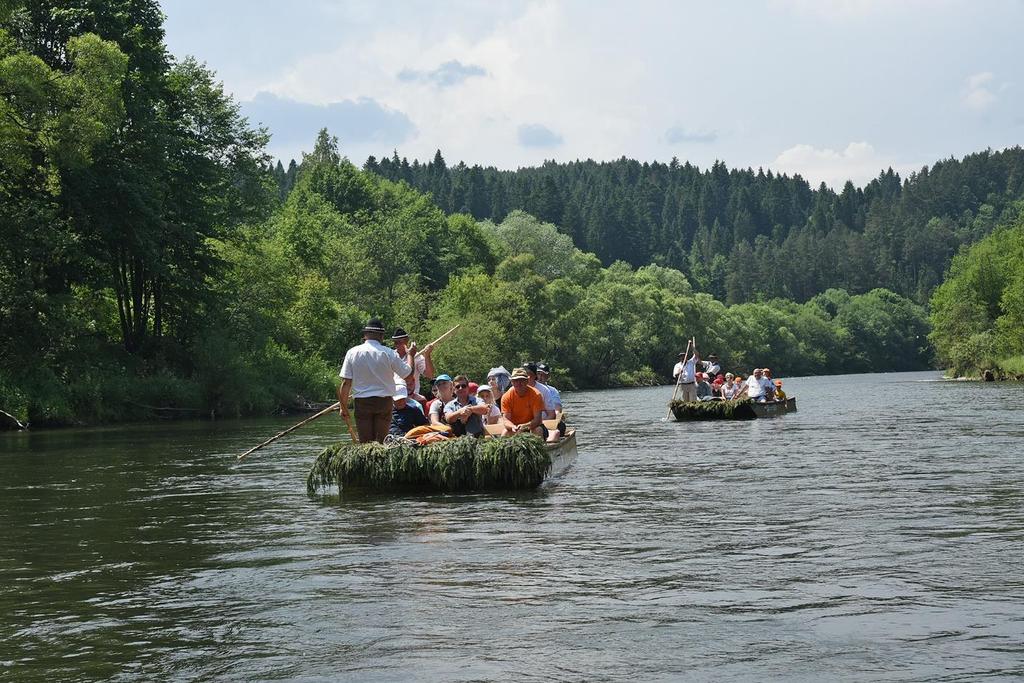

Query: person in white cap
389;383;428;437
339;317;415;443
474;384;502;425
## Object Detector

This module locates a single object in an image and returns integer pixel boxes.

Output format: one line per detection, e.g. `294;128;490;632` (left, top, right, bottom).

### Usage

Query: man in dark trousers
338;318;415;443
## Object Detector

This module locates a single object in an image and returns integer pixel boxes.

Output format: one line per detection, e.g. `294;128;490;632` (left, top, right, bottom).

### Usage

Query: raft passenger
721;373;741;400
390;384;428;437
444;375;489;437
773;380;786;401
429;374;455;425
537;362;567;433
696;372;714;400
487;366;512;398
475;384;502;424
524;362;559;419
501;367;558;442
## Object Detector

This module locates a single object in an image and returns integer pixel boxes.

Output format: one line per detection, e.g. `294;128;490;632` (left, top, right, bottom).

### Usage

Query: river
1;371;1022;681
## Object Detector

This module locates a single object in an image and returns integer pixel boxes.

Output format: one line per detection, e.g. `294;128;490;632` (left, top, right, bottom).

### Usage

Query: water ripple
1;371;1022;680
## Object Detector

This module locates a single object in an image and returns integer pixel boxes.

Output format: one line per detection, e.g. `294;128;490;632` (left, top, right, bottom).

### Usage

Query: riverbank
944;355;1024;381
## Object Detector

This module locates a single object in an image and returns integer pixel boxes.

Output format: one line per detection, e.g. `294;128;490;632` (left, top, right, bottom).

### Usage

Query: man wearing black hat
338;318;416;443
524;362;559;420
701;353;721;378
391;327;435;403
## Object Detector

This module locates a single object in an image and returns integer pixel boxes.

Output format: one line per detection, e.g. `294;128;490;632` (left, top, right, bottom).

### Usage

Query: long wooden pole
342;411;360;445
420;324;460;352
664;337;694;421
237;402;340;462
664;369;684;421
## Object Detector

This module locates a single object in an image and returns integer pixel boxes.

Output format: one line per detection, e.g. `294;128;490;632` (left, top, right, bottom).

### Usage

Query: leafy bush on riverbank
929;206;1024;378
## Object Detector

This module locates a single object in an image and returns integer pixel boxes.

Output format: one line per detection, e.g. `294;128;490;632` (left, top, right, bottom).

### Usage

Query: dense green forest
344;147;1024;305
929;208;1024;378
0;1;1015;427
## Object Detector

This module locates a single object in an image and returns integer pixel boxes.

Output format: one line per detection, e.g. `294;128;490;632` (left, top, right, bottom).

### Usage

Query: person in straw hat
500;367;558;442
338;317;416;443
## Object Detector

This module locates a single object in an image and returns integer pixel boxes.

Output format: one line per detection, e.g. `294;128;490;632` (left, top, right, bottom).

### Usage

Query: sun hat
510;367;529;380
391;327;409;340
392;384;408;400
362;317;386;333
476;384;492;395
487;366;510;378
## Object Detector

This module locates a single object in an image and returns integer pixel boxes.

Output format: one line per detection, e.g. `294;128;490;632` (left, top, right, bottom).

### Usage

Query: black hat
363;317;386;334
392;327;409;340
537;362;551;374
523;361;538;373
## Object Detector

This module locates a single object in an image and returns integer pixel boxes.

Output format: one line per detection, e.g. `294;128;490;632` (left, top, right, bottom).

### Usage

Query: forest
350;147;1024;305
1;1;1018;426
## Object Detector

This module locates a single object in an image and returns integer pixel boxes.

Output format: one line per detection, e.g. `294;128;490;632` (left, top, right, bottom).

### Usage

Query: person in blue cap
428;373;455;426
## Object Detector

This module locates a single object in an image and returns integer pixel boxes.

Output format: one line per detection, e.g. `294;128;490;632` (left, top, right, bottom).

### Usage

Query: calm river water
1;371;1022;681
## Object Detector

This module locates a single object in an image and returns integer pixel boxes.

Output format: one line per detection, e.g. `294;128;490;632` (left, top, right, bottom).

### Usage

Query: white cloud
962;71;998;111
769;142;915;189
164;1;1024;169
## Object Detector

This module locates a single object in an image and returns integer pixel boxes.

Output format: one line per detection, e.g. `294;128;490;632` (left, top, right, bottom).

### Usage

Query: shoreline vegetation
2;3;1022;429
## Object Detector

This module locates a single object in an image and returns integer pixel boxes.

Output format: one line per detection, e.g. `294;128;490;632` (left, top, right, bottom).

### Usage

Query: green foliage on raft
306;434;552;493
669;399;758;421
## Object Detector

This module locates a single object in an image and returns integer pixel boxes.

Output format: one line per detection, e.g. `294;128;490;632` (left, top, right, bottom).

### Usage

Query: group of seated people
390;361;565;443
673;341;786;403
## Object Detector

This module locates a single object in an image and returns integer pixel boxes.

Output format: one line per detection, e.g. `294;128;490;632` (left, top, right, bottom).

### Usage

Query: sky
162;0;1024;188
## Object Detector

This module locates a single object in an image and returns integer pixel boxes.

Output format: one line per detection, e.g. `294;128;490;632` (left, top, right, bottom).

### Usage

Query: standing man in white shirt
338;318;415;443
673;339;699;402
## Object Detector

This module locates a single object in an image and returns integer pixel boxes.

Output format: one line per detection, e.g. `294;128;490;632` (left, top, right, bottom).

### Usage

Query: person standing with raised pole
673;338;699;403
338;317;415;444
391;327;435;403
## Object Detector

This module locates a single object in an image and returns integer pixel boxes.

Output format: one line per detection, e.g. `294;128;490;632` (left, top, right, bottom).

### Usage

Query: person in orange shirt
500;367;557;441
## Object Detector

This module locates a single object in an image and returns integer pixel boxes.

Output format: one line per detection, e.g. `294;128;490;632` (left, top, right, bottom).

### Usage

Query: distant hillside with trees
342;148;1024;305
